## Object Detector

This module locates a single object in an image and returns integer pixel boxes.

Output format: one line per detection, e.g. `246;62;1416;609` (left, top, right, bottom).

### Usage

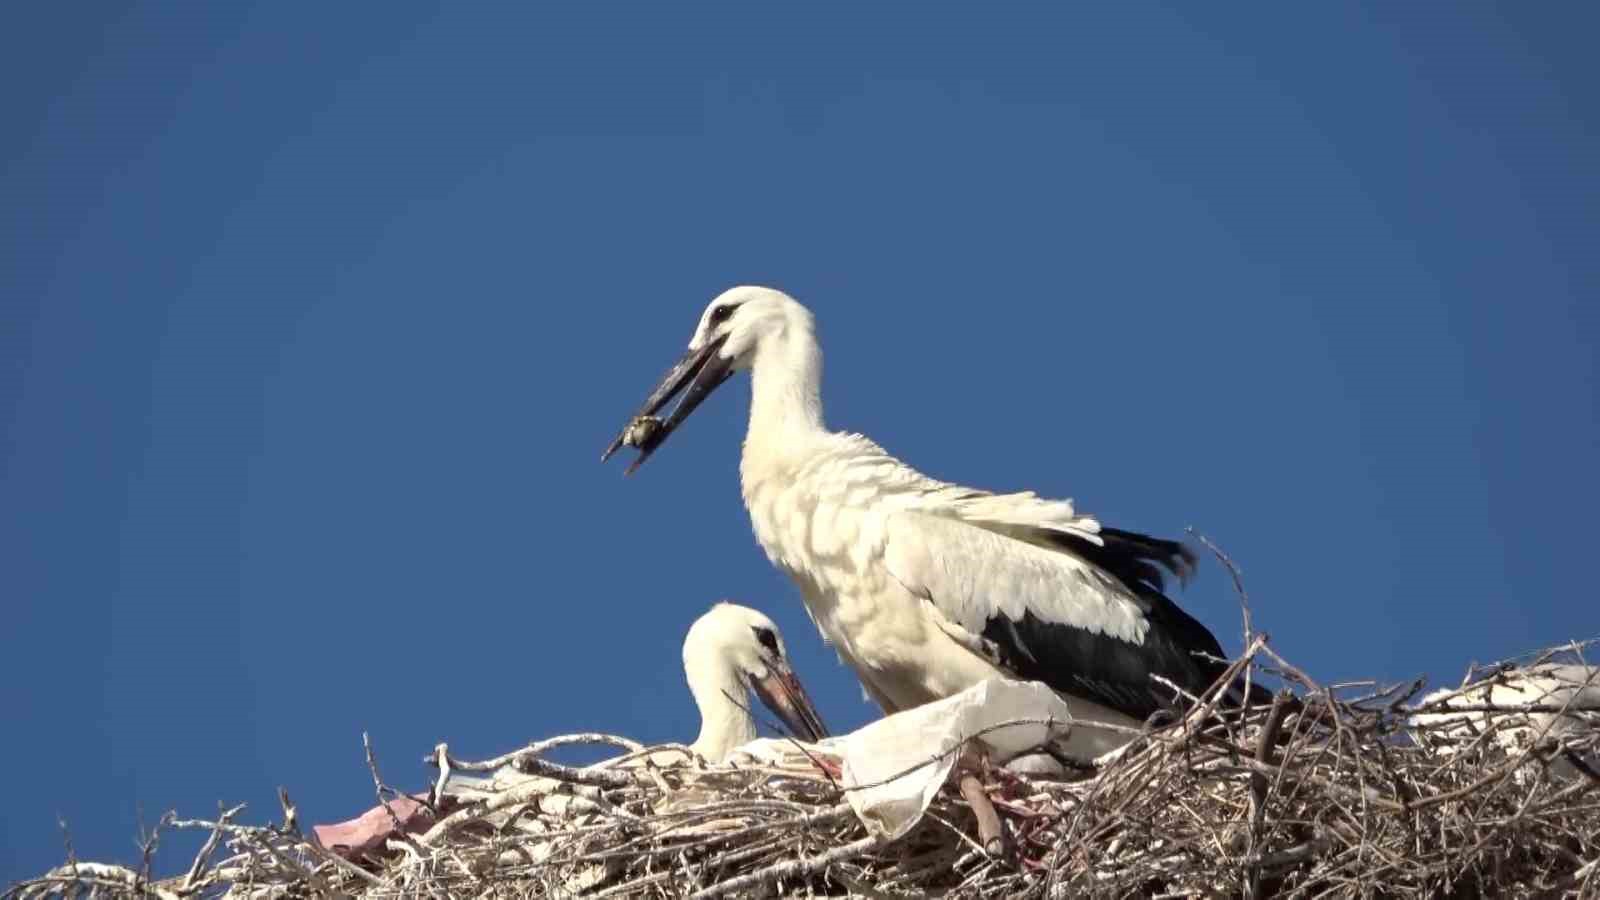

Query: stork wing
882;509;1229;721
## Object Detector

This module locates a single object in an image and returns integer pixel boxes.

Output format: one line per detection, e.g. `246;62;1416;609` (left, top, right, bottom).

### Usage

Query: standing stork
604;286;1258;760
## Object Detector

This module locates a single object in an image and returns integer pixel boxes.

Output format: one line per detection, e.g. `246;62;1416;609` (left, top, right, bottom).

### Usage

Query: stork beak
750;662;830;743
601;336;734;475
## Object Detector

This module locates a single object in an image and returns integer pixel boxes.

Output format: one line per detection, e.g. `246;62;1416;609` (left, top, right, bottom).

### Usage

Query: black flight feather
980;524;1267;720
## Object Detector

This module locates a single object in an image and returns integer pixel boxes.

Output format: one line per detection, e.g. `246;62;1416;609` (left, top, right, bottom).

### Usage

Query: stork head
602;286;812;474
682;602;829;749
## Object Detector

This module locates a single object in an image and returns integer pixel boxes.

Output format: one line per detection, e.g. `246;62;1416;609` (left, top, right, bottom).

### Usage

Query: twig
430;741;453;809
8;863;182;900
1250;837;1330;870
1246;691;1294;899
135;808;163;890
277;787;299;835
168;815;381;888
1191;529;1253;642
55;815;77;875
427;732;644;772
686;835;881;899
166;815;329;891
363;730;428;858
182;801;245;892
431;741;637;789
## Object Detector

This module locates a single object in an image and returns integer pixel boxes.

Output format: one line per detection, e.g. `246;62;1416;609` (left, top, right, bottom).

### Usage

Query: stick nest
9;638;1599;899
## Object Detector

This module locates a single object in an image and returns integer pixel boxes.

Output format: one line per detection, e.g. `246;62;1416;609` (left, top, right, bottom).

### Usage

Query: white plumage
682;601;828;762
606;286;1252;760
1409;664;1600;783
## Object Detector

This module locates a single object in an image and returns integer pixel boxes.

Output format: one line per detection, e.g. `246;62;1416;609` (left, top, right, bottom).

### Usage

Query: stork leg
954;744;1005;857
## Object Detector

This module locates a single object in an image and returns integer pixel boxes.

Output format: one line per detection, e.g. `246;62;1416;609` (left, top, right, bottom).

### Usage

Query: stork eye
708;304;737;327
753;626;780;654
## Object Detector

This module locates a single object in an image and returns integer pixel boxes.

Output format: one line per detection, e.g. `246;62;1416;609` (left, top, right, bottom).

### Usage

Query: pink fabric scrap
312;795;434;860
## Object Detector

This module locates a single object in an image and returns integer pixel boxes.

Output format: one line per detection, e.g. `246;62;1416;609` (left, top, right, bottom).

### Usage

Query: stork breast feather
883;511;1150;646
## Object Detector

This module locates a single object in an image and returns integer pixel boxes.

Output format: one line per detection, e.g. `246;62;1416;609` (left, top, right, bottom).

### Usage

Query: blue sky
3;3;1597;881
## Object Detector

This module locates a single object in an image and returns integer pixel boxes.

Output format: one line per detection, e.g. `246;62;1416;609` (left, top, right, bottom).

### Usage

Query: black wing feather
979;526;1249;721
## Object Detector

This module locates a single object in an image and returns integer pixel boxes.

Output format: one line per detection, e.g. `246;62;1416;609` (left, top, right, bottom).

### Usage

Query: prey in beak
601;335;734;475
749;661;830;743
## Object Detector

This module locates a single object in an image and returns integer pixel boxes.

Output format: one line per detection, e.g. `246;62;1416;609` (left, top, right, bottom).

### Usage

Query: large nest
9;634;1600;899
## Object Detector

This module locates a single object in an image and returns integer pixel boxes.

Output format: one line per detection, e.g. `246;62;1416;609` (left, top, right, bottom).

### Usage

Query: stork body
1410;664;1600;784
607;287;1244;758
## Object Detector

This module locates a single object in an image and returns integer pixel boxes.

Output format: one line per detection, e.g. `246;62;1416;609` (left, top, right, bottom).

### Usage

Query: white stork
1409;663;1600;784
682;601;830;761
605;286;1262;760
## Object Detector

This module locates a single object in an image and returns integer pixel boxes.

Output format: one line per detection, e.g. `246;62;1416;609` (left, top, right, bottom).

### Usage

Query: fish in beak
749;661;830;743
601;335;734;475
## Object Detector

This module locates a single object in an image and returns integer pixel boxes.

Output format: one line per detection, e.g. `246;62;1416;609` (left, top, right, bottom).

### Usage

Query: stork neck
745;329;825;459
687;665;757;762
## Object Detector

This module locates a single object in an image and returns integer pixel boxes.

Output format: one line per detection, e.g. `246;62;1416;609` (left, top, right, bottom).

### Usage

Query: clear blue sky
3;3;1596;882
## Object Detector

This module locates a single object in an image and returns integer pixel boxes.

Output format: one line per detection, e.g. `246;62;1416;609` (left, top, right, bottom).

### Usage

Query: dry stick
1245;692;1295;899
54;816;77;878
1403;755;1549;813
134;809;164;892
276;787;299;835
181;801;246;892
1191;530;1253;643
362;730;429;860
1376;677;1430;714
1225;754;1406;812
167;815;338;891
7;863;183;900
1573;854;1600;890
1045;752;1164;895
590;742;698;772
1407;700;1600;716
430;742;453;810
1193;528;1288;739
686;834;882;900
1258;642;1323;696
432;742;636;790
552;824;764;870
1156;634;1269;756
1562;748;1600;786
590;833;795;899
464;797;856;876
1449;763;1550;877
421;781;556;846
420;767;640;846
426;733;644;773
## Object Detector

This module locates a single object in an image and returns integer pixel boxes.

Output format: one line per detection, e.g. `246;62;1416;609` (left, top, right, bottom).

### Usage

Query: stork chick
683;601;830;762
